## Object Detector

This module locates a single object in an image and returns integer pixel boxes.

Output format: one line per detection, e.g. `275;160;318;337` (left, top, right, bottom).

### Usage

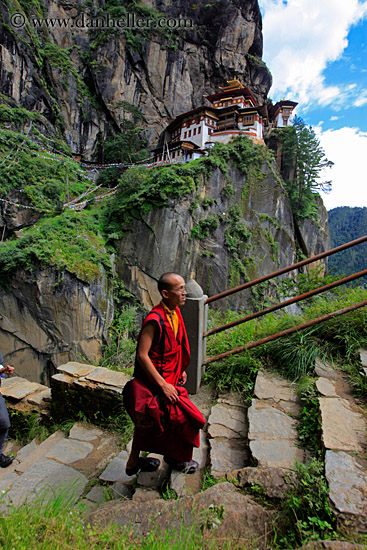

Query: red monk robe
132;301;205;462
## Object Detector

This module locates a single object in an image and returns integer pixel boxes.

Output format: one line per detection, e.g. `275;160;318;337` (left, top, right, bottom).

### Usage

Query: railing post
181;279;207;394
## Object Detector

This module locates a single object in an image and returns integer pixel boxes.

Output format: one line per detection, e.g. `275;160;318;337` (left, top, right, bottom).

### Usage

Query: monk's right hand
161;382;178;403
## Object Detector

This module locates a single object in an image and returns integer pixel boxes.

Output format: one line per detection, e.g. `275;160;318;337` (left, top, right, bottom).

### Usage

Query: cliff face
116;158;330;310
0;0;271;156
0;268;113;383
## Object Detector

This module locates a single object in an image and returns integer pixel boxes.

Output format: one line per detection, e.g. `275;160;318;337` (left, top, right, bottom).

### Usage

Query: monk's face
162;275;187;308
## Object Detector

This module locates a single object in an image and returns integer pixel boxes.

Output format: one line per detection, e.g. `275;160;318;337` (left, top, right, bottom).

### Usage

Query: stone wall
0;362;130;428
50;362;130;424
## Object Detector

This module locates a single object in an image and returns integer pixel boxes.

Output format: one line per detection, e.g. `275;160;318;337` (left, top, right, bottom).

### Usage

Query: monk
125;272;205;475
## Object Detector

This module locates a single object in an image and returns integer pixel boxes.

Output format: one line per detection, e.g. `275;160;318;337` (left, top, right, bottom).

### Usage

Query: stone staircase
0;352;366;540
315;358;367;532
0;423;120;512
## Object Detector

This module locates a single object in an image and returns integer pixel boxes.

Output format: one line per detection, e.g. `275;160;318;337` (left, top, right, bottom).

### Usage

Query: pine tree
278;116;333;220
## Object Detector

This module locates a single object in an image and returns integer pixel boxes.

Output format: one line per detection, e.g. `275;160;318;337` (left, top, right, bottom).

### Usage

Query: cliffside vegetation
0;124;111;282
102;136;271;241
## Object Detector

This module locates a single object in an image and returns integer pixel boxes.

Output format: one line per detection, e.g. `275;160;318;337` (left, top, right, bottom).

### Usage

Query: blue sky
258;0;367;210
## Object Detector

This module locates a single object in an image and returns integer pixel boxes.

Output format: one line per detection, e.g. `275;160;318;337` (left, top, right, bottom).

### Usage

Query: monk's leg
126;435;140;471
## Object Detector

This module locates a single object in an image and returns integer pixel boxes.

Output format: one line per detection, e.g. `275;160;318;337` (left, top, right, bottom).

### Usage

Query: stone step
315;360;367;533
15;431;66;474
0;422;121;513
247;370;304;469
0;439;38;481
0;376;49;402
207;392;249;478
0;457;88;512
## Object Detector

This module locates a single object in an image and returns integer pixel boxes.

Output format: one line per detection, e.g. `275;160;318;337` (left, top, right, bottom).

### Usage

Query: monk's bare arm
137;322;179;403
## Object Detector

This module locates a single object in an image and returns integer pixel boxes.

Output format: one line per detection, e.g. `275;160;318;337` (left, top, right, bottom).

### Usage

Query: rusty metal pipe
205;235;367;305
204;268;367;338
203;299;367;365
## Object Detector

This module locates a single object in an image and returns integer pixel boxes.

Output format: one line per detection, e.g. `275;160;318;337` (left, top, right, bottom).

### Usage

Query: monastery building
153;79;297;163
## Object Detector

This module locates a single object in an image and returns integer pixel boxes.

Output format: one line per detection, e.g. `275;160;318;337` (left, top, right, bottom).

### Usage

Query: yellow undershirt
161;301;179;337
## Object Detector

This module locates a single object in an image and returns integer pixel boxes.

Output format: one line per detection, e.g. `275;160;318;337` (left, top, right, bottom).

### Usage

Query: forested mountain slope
328;207;367;283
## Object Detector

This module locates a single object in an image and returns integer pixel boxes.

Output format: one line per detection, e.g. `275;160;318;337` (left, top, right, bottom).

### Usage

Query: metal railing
203;235;367;365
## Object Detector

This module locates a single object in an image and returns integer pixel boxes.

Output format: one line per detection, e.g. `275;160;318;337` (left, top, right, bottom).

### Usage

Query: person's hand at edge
0;365;14;375
178;371;187;385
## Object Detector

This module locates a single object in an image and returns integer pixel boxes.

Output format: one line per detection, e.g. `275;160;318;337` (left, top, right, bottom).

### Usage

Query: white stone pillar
180;279;207;394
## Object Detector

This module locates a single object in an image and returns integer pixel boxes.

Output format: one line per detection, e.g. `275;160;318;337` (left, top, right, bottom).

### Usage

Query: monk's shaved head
158;273;182;294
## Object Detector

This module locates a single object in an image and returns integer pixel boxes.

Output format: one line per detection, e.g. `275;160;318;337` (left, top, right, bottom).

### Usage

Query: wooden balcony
216;118;238;131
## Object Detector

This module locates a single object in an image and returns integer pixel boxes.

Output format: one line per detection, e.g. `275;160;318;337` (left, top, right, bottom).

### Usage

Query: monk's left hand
178;371;187;385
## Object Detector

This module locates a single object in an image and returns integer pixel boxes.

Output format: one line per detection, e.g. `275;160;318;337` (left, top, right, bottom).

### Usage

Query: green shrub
0;209;110;283
205;283;367;390
100;303;139;372
264;328;325;381
204;352;259;401
191;215;220;239
280;459;336;546
0;490;237;550
296;377;322;454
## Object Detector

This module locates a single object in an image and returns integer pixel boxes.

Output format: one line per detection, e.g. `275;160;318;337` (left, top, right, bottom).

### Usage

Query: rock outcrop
116;160;329;310
0;269;113;383
89;481;275;548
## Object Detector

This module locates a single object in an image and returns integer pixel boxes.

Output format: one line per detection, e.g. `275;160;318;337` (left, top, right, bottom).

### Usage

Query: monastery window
198;127;201;134
243;115;255;125
184;131;187;138
193;128;197;136
188;130;191;137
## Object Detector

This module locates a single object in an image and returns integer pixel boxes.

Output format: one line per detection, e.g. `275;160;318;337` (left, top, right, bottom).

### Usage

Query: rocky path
315;357;367;532
0;423;120;512
0;352;366;547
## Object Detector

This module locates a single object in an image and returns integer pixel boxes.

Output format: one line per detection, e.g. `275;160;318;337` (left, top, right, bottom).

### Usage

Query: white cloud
354;91;367;106
315;126;367;209
259;0;367;105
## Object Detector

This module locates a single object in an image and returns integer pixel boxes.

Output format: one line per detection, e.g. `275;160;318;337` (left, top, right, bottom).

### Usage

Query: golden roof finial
219;77;244;92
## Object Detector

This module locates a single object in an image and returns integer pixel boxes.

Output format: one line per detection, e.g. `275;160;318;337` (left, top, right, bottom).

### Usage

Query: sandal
125;456;160;476
164;457;199;474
